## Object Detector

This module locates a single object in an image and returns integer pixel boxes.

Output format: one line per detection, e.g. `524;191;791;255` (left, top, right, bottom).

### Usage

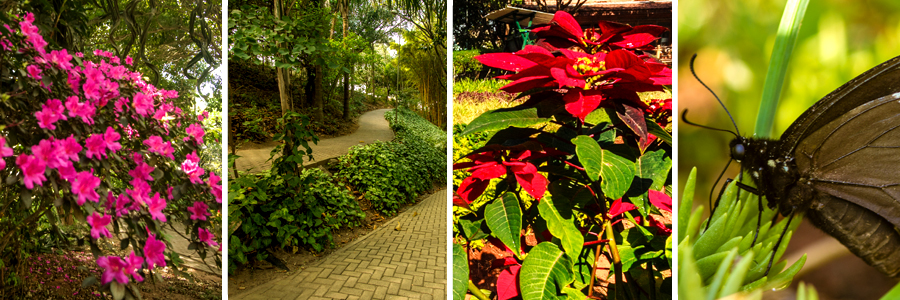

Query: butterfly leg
766;209;795;277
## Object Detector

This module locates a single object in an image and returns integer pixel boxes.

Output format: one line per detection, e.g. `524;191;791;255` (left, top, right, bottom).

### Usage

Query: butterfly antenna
690;54;741;137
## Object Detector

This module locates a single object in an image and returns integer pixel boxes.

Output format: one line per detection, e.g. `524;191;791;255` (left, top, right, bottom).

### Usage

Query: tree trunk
314;65;324;121
341;0;350;119
343;72;350;119
274;0;291;116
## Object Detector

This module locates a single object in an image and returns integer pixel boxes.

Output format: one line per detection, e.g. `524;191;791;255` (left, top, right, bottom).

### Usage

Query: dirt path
233;109;394;173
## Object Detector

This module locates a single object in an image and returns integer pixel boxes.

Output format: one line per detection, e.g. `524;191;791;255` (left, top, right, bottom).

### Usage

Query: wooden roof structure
486;0;672;29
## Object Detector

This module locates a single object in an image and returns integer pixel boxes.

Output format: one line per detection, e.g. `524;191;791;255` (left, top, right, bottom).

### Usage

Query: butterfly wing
793;93;900;227
780;55;900;151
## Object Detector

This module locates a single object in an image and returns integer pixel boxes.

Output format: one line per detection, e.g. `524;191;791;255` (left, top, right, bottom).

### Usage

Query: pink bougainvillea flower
187;201;210;221
67;71;82;93
103;127;122;154
648;189;672;213
65;96;96;124
96;256;129;285
16;154;46;189
181;151;205;184
143;136;175;160
56;161;77;181
86;212;111;239
55;135;82;162
125;251;144;282
185;123;205;144
83;134;107;159
25;64;42;80
47;49;74;71
34;99;66;130
144;233;166;269
0;137;14;170
208;172;222;203
126;179;151;210
72;170;101;205
128;161;155;182
198;228;219;248
146;192;167;222
132;92;154;117
30;139;55;164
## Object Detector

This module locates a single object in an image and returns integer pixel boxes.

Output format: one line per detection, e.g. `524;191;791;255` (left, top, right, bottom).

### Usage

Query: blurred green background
678;0;900;297
678;0;900;209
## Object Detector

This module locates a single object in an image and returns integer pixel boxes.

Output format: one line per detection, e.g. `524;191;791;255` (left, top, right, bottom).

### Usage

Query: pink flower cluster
15;136;84;189
6;11;222;287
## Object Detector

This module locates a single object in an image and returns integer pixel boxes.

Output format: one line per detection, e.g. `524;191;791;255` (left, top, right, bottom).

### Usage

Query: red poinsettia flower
586;21;669;51
648;189;672;213
607;198;637;222
649;215;671;236
476;45;572;93
531;11;585;50
454;149;555;202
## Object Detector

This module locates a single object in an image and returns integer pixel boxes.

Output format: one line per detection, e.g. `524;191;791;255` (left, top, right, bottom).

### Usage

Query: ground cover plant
335;107;447;216
0;11;221;299
452;10;673;300
228;106;446;274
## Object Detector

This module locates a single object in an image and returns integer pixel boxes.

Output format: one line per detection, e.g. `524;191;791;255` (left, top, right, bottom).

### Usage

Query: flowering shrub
452;11;672;300
0;12;220;299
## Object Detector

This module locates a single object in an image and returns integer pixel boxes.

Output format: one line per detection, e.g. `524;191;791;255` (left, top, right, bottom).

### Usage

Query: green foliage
228;112;363;274
453;49;484;79
229;5;334;69
228;167;364;274
335;108;446;216
455;105;673;299
679;168;806;299
453;78;509;94
385;106;446;149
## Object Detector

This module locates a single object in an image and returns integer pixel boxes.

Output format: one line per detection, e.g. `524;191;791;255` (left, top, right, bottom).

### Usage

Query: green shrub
336;107;446;216
228;168;364;274
453;49;484;79
228;112;364;275
386;106;446;149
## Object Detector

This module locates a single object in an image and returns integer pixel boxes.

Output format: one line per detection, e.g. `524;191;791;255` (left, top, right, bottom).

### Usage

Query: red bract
454;149;551;202
496;265;522;300
648;190;672;213
531;11;585;50
475;45;570;93
587;21;669;51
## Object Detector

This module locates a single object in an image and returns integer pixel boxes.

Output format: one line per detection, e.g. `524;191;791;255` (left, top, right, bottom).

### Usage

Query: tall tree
340;0;351;119
274;0;293;116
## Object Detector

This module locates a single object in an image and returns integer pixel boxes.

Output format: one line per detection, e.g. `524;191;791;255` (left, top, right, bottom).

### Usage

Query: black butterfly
690;54;900;278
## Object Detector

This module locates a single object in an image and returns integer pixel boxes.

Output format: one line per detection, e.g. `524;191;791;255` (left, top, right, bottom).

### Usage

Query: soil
227;183;444;296
8;250;221;299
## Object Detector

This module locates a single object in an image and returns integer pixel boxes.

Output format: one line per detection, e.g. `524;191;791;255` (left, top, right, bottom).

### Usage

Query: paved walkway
165;223;219;274
234;189;447;300
235;109;395;173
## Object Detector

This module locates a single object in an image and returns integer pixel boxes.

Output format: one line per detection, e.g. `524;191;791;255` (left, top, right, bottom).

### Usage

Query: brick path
234;189;447;300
